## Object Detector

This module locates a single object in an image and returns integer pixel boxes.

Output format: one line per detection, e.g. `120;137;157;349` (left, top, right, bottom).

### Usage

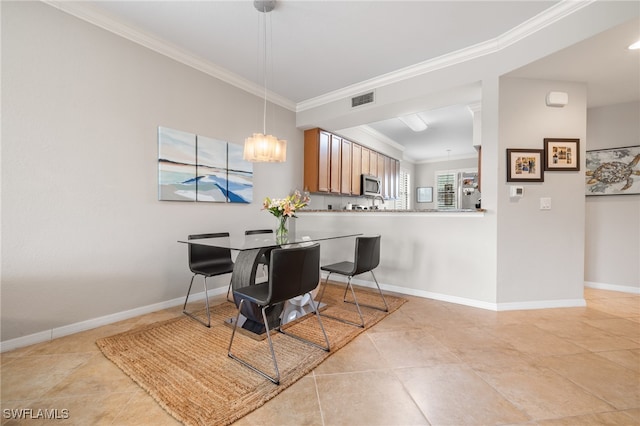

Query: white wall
1;2;301;341
585;102;640;292
497;77;587;305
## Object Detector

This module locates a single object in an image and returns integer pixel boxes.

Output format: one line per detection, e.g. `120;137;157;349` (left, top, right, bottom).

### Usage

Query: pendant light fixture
243;0;287;163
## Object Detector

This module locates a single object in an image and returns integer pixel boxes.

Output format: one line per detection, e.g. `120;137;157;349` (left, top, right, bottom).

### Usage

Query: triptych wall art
158;126;253;203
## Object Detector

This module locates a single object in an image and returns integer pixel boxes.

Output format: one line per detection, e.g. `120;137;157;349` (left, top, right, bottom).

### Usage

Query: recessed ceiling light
398;114;428;132
629;40;640;50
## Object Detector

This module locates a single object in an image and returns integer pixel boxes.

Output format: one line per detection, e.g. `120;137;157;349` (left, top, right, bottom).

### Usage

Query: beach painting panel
158;126;253;203
227;142;253;203
158;127;197;201
196;135;228;202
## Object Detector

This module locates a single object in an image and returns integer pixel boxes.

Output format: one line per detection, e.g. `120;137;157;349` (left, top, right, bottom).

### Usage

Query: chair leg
226;281;233;303
343;271;389;313
317;275;365;328
228;299;281;385
183;274;211;327
278;292;330;352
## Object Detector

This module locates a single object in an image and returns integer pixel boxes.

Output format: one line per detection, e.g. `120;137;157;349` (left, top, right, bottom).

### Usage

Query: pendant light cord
261;13;268;135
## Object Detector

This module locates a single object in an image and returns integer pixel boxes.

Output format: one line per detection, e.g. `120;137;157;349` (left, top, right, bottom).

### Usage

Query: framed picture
416;187;433;203
585;145;640;196
507;149;544;182
544;138;580;171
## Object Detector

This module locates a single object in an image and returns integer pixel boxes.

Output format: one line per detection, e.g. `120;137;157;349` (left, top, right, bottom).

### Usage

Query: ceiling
66;1;639;162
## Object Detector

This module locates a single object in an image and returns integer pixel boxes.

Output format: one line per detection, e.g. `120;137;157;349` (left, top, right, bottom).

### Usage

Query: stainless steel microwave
361;174;381;196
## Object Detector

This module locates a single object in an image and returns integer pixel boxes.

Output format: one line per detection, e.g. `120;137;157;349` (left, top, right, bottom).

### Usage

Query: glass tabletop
178;230;362;251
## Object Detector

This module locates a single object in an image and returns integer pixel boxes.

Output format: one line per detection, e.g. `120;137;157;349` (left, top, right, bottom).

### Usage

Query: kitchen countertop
299;208;485;213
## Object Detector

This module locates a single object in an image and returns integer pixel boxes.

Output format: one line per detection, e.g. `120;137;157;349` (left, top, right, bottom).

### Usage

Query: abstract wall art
158;126;253;203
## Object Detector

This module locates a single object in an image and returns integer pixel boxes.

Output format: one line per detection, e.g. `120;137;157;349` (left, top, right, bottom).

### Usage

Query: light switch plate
540;197;552;210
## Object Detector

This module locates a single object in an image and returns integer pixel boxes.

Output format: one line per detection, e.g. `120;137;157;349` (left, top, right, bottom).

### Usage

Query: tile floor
1;287;639;425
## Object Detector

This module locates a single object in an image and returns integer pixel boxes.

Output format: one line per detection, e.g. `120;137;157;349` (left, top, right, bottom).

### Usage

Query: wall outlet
540;197;552;210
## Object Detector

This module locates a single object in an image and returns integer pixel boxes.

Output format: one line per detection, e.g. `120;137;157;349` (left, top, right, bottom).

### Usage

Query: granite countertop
299;208;484;213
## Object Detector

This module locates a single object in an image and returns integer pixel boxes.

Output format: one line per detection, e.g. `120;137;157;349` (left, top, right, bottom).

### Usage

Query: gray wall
497;77;587;304
585;101;640;292
1;2;301;341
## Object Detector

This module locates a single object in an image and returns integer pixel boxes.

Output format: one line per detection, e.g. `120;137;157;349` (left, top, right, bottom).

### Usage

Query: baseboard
0;286;226;353
322;272;587;312
3;277;606;353
585;281;640;294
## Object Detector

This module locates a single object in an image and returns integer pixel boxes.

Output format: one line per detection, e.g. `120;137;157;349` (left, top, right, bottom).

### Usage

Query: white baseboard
4;277;608;353
585;281;640;294
0;287;226;353
321;272;586;312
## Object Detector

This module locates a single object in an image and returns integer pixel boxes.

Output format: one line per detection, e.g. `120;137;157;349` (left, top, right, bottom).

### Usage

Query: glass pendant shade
243;133;286;162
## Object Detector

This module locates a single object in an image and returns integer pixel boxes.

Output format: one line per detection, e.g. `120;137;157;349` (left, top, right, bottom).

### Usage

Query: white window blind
436;172;457;209
395;169;410;210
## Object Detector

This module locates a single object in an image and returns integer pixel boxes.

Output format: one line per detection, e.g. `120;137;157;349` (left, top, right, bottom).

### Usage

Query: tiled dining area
2;286;639;425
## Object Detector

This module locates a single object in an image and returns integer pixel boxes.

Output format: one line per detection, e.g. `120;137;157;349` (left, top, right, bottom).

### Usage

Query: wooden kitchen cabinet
303;128;330;193
361;146;370;176
329;134;342;194
352;143;362;195
304;128;400;198
369;150;377;176
341;138;351;194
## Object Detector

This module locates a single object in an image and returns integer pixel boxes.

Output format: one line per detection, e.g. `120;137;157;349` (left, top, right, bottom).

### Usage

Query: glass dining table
178;230;362;338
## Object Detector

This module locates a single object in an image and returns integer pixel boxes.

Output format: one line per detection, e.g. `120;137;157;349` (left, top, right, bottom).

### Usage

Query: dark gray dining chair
245;229;273;276
317;235;388;328
228;243;330;385
183;232;234;327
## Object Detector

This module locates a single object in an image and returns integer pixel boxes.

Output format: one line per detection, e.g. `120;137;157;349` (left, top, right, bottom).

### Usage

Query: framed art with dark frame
506;149;544;182
544;138;580;171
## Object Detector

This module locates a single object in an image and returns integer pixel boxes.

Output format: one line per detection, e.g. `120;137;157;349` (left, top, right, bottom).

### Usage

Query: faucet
371;195;385;209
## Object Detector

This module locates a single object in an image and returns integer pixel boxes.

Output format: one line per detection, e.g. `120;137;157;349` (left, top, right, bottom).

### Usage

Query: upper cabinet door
361;147;370;176
341;139;351;194
351;143;362;195
330;134;342;193
303;128;330;193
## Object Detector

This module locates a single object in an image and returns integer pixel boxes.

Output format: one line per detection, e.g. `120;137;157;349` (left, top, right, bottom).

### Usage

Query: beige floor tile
595;349;640;373
0;392;137;426
475;364;615;420
43;352;139;398
315;370;429;425
537;352;640;410
2;288;638;425
534;409;640;425
235;376;322;426
313;333;389;375
112;390;182;425
369;329;461;368
1;353;94;401
583;317;640;340
589;298;640;318
492;324;586;356
395;364;530;425
451;346;537;375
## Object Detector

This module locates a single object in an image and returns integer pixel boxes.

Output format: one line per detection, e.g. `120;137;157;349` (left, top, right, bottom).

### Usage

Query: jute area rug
96;282;406;426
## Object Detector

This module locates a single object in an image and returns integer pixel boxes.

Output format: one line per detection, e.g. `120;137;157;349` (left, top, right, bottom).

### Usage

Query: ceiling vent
351;91;375;108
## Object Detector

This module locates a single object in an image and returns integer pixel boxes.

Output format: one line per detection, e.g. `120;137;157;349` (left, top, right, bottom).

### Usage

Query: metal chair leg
228;299;281;384
343;271;389;313
183;274;211;327
278;292;330;352
317;275;365;328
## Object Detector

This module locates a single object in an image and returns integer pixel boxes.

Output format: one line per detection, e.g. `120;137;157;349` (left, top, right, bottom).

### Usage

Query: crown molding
42;0;592;115
296;0;594;112
42;0;297;112
359;125;406;152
